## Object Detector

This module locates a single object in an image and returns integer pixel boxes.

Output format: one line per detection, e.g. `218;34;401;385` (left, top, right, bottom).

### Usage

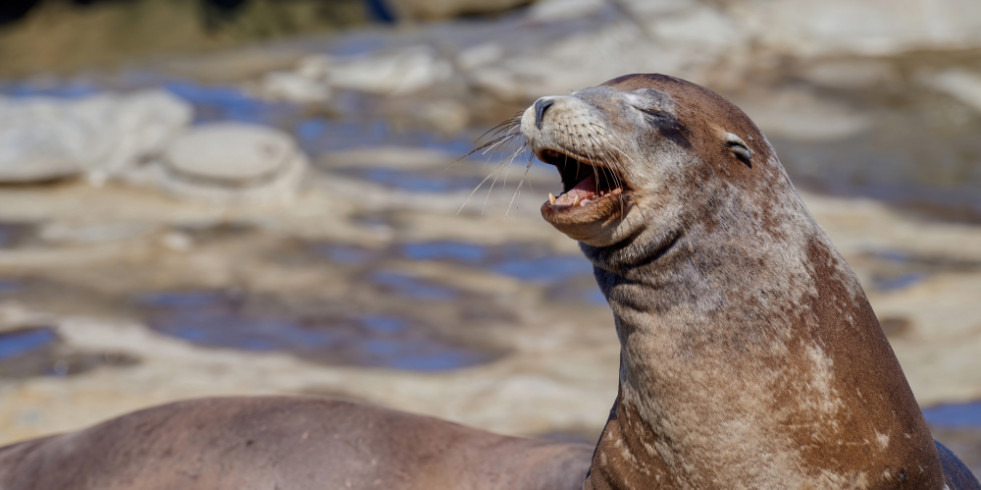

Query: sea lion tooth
549;192;557;204
573;196;580;206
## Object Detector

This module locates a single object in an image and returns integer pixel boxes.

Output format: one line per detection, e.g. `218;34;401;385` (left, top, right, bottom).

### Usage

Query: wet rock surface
0;90;191;183
0;0;980;478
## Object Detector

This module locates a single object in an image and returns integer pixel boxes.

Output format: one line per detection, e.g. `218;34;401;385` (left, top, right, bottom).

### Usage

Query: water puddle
311;243;378;265
924;400;981;429
0;279;27;295
295;116;475;156
348;211;397;232
0;327;58;361
312;239;602;304
401;240;489;263
0;325;136;378
370;271;462;301
492;255;592;283
861;249;981;292
0;223;36;249
0;79;100;99
333;166;485;193
547;281;608;306
398;240;593;283
164;80;297;126
136;290;495;371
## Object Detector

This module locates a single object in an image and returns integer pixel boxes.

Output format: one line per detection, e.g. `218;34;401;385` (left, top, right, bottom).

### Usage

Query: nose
534;97;555;130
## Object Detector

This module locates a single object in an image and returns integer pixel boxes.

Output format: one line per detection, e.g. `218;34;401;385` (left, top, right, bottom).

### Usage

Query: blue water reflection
0;328;57;361
135;290;492;371
923;401;981;429
371;271;461;301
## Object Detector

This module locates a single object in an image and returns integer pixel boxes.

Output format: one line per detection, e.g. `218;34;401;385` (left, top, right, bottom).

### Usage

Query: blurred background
0;0;980;475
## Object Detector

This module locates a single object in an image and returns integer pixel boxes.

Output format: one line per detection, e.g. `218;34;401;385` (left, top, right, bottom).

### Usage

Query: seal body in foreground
0;397;591;490
521;73;980;489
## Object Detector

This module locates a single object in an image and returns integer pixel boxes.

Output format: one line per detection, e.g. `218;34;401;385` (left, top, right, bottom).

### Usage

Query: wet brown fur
522;74;979;489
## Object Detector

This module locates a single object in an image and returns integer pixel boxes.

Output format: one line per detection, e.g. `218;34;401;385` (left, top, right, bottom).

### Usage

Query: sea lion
520;73;980;489
0;397;591;489
1;73;978;490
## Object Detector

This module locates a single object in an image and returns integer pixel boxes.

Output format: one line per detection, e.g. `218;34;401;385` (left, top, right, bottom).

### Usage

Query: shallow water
924;401;981;429
862;249;981;292
370;270;462;302
312;239;600;300
0;223;35;250
0;327;57;361
0;279;24;294
335;166;486;193
136;290;495;371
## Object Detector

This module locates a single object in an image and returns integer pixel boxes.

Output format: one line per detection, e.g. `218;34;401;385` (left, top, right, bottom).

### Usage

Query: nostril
534;98;555;130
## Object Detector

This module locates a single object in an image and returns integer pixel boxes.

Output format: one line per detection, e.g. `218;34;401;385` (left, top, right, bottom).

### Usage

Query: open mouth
537;149;628;216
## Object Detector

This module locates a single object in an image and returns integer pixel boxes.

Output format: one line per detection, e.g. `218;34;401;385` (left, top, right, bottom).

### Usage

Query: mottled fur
521;73;979;489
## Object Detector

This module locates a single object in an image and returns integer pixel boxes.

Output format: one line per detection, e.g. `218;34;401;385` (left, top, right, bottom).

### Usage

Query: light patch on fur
804;344;840;415
875;431;889;450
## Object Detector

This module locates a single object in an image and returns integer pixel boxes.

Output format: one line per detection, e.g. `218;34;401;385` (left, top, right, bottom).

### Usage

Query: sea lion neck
579;175;947;488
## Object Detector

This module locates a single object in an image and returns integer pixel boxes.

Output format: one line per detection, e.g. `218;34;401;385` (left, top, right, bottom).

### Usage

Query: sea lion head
521;73;776;260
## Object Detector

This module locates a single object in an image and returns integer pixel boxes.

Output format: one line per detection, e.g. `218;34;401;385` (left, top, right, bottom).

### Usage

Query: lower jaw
539;193;630;227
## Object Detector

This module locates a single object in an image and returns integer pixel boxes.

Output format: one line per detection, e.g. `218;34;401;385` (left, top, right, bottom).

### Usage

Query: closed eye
637;107;692;149
638;108;673;120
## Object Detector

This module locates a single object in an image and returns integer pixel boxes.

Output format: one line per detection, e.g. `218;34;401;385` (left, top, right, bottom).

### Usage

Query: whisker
457;116;527;215
523;152;537;195
505;153;541;216
458;158;510;215
505;179;524;217
452;114;523;165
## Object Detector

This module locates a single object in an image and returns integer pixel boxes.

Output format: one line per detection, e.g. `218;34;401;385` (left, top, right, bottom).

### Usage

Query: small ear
725;132;753;168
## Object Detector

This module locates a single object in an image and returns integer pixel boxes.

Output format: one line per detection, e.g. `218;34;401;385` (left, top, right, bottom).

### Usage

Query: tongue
555;173;597;206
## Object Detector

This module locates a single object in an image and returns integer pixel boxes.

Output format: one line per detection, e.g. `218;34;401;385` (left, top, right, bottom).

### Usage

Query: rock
326;47;454;95
734;0;981;57
733;87;872;141
80;91;195;184
253;48;452;102
922;69;981;113
466;0;981;102
260;71;332;104
153;123;308;203
0;98;103;183
295;55;332;80
256;55;333;104
0;90;192;185
796;59;899;91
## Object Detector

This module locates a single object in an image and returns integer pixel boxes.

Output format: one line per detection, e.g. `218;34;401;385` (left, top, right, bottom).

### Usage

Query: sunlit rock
149;123;308;203
0;90;192;184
